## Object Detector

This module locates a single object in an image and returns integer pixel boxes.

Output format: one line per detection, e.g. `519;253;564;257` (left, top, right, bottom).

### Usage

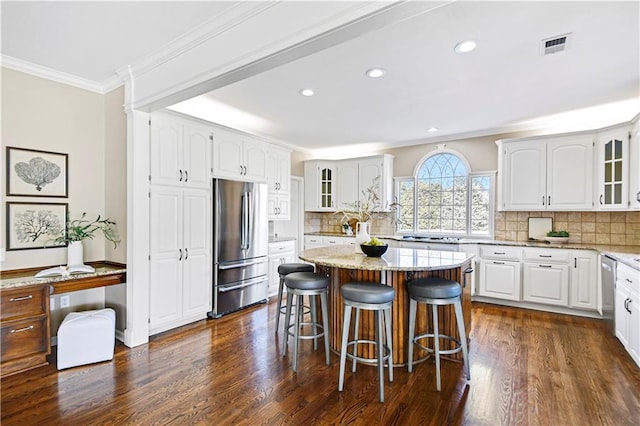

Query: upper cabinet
498;135;593;211
266;145;292;220
304;161;337;211
335;155;394;211
305;155;394;212
150;114;212;190
212;130;267;182
596;124;631;210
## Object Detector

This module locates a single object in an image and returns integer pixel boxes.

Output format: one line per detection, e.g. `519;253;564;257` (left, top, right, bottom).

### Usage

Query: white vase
67;241;85;267
355;222;371;253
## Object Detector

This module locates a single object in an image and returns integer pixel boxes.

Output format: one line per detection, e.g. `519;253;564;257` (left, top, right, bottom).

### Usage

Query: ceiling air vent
541;33;571;55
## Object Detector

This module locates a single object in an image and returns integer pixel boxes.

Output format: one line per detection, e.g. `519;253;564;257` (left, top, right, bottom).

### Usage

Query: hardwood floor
2;301;639;425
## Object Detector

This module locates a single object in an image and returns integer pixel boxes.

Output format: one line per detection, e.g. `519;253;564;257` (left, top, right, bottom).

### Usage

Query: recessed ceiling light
427;127;439;132
366;68;386;78
299;88;315;97
454;40;477;54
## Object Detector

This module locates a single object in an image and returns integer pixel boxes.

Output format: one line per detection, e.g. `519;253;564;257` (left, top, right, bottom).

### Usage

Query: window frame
394;150;495;238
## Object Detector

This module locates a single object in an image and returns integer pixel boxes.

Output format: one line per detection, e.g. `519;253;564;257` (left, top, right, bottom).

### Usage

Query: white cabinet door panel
547;138;593;210
183;124;211;189
479;259;521;301
523;263;569;306
503;143;546;210
150;117;183;187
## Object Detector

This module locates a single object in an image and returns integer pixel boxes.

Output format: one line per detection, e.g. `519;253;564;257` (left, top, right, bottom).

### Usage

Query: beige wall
1;68;128;333
0;68;126;269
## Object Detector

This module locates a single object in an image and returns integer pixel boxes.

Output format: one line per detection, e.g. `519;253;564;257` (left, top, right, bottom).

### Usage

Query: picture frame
6;146;68;197
6;202;68;251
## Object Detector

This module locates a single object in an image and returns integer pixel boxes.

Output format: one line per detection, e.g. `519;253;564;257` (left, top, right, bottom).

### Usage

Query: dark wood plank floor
2;301;640;425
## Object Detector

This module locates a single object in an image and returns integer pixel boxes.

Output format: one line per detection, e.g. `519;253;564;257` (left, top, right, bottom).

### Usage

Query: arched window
396;151;493;236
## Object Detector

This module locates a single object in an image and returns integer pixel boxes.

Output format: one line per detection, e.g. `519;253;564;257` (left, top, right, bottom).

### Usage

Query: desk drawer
1;286;48;320
1;317;49;362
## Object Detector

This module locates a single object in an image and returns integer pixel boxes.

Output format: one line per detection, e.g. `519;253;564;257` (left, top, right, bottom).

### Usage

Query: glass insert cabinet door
600;138;625;206
600;131;628;208
320;167;334;208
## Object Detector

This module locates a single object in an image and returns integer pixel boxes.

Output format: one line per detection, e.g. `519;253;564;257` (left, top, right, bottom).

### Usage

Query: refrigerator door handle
218;276;267;293
241;192;247;250
246;190;252;251
218;257;267;270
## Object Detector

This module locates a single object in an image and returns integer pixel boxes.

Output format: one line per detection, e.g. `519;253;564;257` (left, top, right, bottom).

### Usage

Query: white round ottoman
57;308;116;370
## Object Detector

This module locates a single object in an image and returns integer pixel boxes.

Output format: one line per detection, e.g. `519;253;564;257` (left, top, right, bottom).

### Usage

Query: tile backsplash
494;211;640;245
305;211;640;246
305;212;396;236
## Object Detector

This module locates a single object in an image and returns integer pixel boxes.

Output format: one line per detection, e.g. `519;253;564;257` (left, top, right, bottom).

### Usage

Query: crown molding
1;55;123;94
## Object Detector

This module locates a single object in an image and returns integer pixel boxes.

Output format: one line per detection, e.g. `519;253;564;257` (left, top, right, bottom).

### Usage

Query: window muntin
396;152;493;237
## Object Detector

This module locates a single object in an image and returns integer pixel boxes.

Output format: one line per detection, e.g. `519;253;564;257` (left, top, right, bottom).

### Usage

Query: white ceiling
2;1;639;154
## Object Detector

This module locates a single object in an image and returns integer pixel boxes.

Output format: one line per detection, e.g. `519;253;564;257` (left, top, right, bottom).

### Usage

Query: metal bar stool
407;277;470;391
282;271;330;372
275;263;314;334
338;282;395;403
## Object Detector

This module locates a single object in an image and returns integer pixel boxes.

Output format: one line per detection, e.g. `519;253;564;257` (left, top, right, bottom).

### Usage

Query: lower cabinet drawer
1;317;49;362
1;286;47;320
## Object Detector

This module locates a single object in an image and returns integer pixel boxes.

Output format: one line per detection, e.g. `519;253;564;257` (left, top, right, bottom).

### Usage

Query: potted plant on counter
545;230;570;244
51;212;120;267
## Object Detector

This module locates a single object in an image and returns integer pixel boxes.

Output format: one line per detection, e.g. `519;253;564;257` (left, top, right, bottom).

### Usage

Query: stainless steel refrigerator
209;178;269;318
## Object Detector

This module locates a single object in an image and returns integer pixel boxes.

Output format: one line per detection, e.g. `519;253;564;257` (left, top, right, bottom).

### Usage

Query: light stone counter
299;245;474;272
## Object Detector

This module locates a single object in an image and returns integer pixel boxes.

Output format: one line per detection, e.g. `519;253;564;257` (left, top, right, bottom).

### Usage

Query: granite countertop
269;236;297;243
1;262;126;290
304;232;640;255
299;245;474;272
304;232;640;270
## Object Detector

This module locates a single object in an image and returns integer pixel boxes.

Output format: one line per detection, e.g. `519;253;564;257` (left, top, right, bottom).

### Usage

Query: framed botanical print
6;202;68;250
6;146;68;197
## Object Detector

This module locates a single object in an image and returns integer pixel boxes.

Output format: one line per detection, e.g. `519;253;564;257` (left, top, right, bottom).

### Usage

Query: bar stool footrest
344;339;392;366
413;333;462;356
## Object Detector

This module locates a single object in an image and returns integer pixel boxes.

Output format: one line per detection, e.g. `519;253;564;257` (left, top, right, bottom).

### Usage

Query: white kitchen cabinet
304;235;324;249
615;263;640;367
304;161;337;211
478;245;522;301
303;235;355;249
267;145;291;220
212;129;267;182
268;240;296;297
569;250;598;310
267;145;291;197
479;259;522;301
335;155;394;211
150;114;212;190
336;160;358;211
149;186;211;334
268;195;290;220
498;135;593;210
522;247;569;306
596;125;631;210
522;262;569;306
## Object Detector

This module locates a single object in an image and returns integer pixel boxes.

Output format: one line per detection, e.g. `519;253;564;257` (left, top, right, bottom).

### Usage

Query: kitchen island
299;245;474;365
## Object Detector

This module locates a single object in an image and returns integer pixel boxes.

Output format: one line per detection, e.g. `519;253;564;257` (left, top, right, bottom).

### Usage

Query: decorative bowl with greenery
52;212;120;248
545;230;569;243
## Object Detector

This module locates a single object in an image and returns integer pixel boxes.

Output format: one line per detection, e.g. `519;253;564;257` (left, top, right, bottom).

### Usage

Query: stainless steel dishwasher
601;254;617;333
